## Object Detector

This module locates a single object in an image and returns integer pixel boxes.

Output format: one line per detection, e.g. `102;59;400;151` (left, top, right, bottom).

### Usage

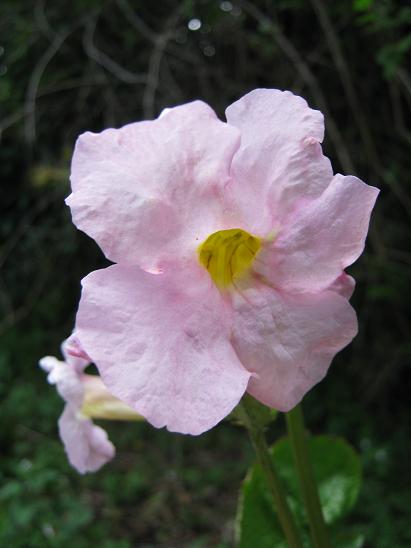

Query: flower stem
239;399;303;548
286;404;331;548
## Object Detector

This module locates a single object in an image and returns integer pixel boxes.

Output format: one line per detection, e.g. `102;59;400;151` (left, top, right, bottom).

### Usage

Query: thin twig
34;0;54;40
142;20;179;118
115;0;199;65
83;16;148;85
24;29;71;144
309;0;380;171
240;0;355;173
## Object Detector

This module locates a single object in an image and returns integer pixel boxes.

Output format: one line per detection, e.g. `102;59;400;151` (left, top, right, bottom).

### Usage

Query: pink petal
59;405;115;474
257;174;379;293
231;284;358;411
327;273;356;299
225;89;333;233
67;101;240;269
39;356;83;406
61;334;91;372
75;263;251;435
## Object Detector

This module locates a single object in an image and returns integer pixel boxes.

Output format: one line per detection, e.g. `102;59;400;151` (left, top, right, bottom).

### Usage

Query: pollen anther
198;228;261;288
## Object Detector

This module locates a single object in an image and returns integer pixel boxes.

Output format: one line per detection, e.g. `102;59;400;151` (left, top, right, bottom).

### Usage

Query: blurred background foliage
0;0;410;546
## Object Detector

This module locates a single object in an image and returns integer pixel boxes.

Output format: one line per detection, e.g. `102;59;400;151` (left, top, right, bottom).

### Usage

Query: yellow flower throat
198;228;261;288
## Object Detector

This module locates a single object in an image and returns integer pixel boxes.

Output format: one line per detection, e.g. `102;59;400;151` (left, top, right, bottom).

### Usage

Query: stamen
198;228;261;287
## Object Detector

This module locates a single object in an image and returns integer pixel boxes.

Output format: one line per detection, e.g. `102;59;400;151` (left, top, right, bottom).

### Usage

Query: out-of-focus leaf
237;435;362;547
274;436;362;525
333;530;365;548
236;466;288;548
353;0;374;12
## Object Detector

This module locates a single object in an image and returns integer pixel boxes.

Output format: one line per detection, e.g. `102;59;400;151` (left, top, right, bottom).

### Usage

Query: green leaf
274;435;362;524
237;435;362;547
353;0;373;12
377;34;411;78
236;467;288;548
333;530;365;548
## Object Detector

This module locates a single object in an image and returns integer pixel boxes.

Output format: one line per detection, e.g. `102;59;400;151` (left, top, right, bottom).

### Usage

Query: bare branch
24;29;71;145
83;17;148;85
309;0;380;170
239;0;355;173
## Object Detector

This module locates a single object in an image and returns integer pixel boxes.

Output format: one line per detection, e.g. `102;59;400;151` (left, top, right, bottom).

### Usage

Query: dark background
0;1;410;546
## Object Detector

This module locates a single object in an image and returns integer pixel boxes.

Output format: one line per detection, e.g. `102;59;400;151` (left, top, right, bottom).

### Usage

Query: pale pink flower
62;333;92;368
66;89;379;435
39;337;115;473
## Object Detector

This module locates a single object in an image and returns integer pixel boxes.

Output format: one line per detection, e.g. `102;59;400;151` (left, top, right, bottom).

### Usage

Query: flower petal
61;334;91;372
327;273;355;299
257;174;379;293
67;101;241;269
231;284;358;411
75;264;251;435
59;405;115;474
225;88;333;233
39;356;83;406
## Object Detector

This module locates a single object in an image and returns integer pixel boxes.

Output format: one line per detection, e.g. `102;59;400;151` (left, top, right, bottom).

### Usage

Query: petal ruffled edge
67;100;241;269
75;263;251;435
231;284;358;411
59;405;115;474
257;174;379;293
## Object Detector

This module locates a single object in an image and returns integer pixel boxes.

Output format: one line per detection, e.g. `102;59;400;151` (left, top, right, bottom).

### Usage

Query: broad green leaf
237;435;362;547
274;436;362;524
236;467;288;548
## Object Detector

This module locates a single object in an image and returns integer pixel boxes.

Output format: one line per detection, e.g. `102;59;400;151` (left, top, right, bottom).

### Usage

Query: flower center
198;228;262;288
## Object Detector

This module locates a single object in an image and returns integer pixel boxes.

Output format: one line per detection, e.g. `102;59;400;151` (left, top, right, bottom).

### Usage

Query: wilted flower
66;89;378;435
39;336;140;473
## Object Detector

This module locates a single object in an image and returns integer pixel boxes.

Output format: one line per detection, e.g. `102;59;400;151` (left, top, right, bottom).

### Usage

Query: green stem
286;404;331;548
239;400;303;548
